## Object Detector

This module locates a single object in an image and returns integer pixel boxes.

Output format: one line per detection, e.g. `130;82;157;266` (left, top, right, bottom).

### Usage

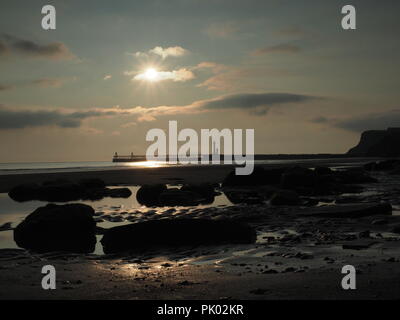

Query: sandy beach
1;159;400;300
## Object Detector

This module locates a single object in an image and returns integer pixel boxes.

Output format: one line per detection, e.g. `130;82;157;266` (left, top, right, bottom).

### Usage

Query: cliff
347;128;400;157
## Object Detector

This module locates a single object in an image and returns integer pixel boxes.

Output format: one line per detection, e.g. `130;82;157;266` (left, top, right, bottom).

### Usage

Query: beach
1;158;400;300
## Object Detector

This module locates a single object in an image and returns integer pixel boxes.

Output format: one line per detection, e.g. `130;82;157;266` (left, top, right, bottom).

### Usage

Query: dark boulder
280;167;316;190
222;167;285;187
391;225;400;234
38;180;84;202
180;183;216;200
14;203;96;253
8;183;41;202
136;184;167;206
9;179;132;202
334;168;377;184
223;188;265;204
100;219;256;254
106;187;132;198
78;178;106;189
364;159;400;172
314;166;333;176
270;190;301;206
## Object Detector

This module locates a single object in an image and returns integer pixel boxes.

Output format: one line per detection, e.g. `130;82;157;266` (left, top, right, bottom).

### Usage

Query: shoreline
0;157;379;193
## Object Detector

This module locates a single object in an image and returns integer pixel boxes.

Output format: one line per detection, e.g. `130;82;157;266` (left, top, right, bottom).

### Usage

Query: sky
1;0;400;162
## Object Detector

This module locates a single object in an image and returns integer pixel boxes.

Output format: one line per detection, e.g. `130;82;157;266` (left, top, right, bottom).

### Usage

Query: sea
0;156;375;175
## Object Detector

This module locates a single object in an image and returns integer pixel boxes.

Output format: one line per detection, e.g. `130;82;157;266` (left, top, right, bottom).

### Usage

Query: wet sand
0;157;374;193
0;165;235;193
1;160;400;300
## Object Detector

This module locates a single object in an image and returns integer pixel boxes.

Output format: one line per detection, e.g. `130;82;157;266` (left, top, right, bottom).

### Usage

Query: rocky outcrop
100;219;256;254
221;165;376;198
8;178;131;202
347;128;400;157
14;203;96;253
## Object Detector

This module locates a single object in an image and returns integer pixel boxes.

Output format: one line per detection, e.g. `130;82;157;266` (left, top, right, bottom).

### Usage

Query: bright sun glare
144;68;158;81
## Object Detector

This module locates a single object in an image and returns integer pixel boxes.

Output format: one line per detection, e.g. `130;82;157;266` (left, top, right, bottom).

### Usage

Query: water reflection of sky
0;186;233;253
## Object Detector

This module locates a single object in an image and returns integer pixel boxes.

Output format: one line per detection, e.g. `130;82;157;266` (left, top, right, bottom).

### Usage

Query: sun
143;68;158;81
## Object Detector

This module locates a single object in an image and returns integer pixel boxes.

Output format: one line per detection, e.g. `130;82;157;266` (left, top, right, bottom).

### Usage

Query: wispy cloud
0;92;320;129
0;106;128;130
127;92;321;121
195;62;289;91
0;34;75;60
315;110;400;132
127;68;195;82
0;84;15;91
134;46;188;60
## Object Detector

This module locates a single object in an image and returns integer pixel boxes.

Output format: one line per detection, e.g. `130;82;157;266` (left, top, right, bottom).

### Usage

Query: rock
314;166;333;176
0;222;12;231
347;128;400;157
8;183;41;202
342;242;376;250
180;183;216;203
371;219;388;225
358;230;371;238
37;180;85;202
280;167;316;190
14;203;96;253
222;167;285;187
334;168;378;184
8;179;131;202
302;203;392;218
78;178;106;189
223;188;265;204
270;190;301;206
364;160;400;172
106;188;132;198
100;219;256;254
136;184;167;206
391;225;400;234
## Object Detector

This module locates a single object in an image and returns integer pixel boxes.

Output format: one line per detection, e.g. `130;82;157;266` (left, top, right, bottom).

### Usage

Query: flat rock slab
101;219;256;254
301;203;392;218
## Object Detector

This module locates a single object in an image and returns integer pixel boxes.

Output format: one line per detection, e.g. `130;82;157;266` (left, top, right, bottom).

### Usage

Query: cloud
103;75;112;80
134;46;188;60
252;44;301;56
0;84;15;91
1;34;75;60
205;22;239;38
0;92;320;129
127;92;319;121
130;68;195;82
320;110;400;132
198;93;318;115
196;63;290;91
0;106;128;130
